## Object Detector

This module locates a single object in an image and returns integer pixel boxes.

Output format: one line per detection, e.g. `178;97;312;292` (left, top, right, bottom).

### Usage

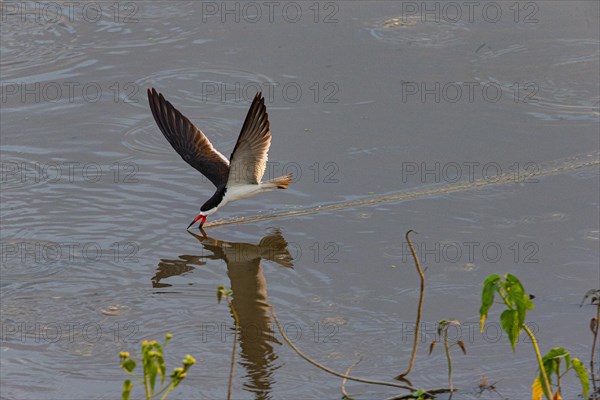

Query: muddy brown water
1;2;599;399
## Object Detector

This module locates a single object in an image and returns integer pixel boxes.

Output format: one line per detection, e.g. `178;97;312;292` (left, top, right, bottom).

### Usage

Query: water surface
1;2;599;399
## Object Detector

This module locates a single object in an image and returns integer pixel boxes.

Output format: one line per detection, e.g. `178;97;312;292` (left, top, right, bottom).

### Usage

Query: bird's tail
264;174;293;189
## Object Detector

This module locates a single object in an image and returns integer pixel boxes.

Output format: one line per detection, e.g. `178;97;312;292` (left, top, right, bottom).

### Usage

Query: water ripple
472;39;600;121
0;2;81;81
134;66;277;108
367;15;470;48
122;117;238;156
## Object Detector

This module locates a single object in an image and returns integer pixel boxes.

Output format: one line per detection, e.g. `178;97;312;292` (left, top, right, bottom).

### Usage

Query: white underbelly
223;184;262;204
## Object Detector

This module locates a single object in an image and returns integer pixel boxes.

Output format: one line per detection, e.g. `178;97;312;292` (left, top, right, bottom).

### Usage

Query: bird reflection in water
152;228;294;399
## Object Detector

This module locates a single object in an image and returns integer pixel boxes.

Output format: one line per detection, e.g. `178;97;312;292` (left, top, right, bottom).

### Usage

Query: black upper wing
147;88;230;188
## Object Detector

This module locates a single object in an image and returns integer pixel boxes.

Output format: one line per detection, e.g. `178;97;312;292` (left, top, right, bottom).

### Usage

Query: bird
147;88;292;230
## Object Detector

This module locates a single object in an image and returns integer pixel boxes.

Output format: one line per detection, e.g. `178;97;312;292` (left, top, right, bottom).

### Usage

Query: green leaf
542;347;571;374
504;273;528;300
504;274;534;331
500;309;520;351
122;379;132;400
148;358;158;393
121;359;136;373
538;370;552;400
504;274;525;305
158;354;167;384
411;389;425;399
479;274;501;331
144;341;162;393
571;358;589;399
121;336;196;399
537;348;558;400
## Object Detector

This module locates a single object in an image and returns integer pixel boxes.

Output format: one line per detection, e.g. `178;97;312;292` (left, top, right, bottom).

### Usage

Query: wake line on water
205;152;599;228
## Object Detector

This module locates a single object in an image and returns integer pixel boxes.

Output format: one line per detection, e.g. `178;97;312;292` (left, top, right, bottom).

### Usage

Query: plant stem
144;374;151;400
227;299;239;400
270;306;423;392
124;368;145;386
443;329;453;396
396;230;425;379
160;385;175;400
341;357;362;399
153;382;171;398
523;324;552;400
592;303;600;392
556;362;561;397
497;289;510;308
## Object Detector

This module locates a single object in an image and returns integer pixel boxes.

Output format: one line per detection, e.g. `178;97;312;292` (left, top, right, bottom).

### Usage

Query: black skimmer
147;88;292;230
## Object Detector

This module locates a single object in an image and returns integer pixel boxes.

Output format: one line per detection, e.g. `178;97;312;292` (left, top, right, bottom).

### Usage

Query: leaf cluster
119;334;196;400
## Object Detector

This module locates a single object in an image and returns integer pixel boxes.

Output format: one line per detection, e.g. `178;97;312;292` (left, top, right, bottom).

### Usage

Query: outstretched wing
147;88;230;188
227;92;271;186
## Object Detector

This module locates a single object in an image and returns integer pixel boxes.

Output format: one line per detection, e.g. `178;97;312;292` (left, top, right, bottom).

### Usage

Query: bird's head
187;212;207;230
